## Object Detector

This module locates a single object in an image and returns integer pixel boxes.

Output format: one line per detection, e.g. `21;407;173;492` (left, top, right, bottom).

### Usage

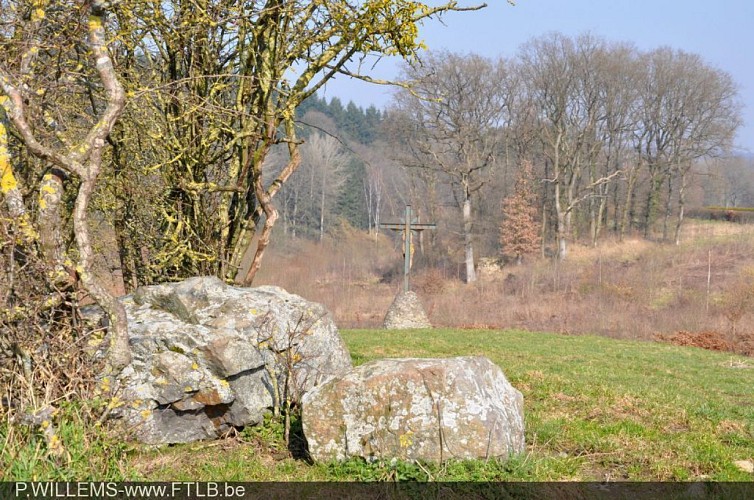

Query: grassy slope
122;328;754;482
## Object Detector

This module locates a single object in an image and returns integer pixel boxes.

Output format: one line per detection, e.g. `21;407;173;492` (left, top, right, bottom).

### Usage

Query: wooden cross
380;205;436;292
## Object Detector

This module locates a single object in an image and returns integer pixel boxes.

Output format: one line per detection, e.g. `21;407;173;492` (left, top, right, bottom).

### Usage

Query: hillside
255;220;754;357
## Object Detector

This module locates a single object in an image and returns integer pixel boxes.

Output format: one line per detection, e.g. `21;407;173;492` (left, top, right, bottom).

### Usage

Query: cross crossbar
379;205;436;292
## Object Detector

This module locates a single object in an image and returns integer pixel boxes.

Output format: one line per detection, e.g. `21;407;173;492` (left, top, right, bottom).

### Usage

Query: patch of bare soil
657;330;754;357
663;331;732;352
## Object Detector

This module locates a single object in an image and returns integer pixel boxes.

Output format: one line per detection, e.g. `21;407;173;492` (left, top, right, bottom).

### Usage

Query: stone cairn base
383;290;431;329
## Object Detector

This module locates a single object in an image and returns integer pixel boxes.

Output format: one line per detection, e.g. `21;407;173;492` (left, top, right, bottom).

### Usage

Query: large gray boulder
301;356;525;462
103;276;351;444
383;290;431;329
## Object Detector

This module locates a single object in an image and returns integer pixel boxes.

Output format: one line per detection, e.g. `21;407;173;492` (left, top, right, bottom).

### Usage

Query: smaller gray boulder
383;290;431;329
301;356;525;463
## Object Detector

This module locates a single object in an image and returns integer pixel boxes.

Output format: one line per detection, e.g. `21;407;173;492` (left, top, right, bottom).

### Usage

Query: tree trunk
556;214;567;260
364;181;373;234
611;175;621;233
238;113;302;284
589;187;598;247
1;5;131;372
619;165;638;241
541;203;548;258
462;189;476;283
643;169;663;239
242;175;278;286
319;176;325;242
662;173;673;242
590;161;610;247
564;156;580;247
37;169;66;278
674;169;687;245
554;179;567;260
594;188;607;245
375;183;382;235
75;171;131;371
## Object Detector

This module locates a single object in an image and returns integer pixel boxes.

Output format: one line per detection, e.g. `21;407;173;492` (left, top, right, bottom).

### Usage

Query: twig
190;441;223;452
415;459;434;481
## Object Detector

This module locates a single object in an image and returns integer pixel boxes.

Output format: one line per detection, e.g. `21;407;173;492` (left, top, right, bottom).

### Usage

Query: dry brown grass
254;229;398;328
255;220;754;356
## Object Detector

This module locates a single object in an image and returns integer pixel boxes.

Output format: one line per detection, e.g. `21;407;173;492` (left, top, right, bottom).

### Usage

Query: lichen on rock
302;356;525;463
100;276;352;444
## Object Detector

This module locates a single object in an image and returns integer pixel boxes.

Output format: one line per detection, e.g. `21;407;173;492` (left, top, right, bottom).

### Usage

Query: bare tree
518;33;581;260
300;132;350;241
389;51;511;282
0;1;130;370
356;141;393;235
667;53;740;244
518;34;626;259
632;47;740;242
587;42;640;245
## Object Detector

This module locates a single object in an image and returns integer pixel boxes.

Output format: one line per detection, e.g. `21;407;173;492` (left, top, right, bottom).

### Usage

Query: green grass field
338;328;754;481
4;328;753;482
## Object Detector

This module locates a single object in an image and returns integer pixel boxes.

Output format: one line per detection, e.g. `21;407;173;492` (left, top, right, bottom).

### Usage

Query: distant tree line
388;34;742;278
271;33;745;282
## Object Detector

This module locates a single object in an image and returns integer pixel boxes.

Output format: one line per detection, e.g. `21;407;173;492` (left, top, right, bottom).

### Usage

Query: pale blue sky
320;0;754;154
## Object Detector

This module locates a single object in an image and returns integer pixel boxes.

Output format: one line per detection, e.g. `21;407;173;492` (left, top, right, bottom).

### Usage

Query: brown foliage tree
500;161;540;265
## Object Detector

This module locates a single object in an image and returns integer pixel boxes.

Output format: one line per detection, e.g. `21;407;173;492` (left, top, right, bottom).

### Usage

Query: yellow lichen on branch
0;110;38;242
0;120;15;193
38;174;59;211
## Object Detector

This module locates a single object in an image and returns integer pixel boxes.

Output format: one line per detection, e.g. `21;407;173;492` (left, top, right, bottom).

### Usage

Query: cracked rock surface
301;356;525;462
98;276;352;444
